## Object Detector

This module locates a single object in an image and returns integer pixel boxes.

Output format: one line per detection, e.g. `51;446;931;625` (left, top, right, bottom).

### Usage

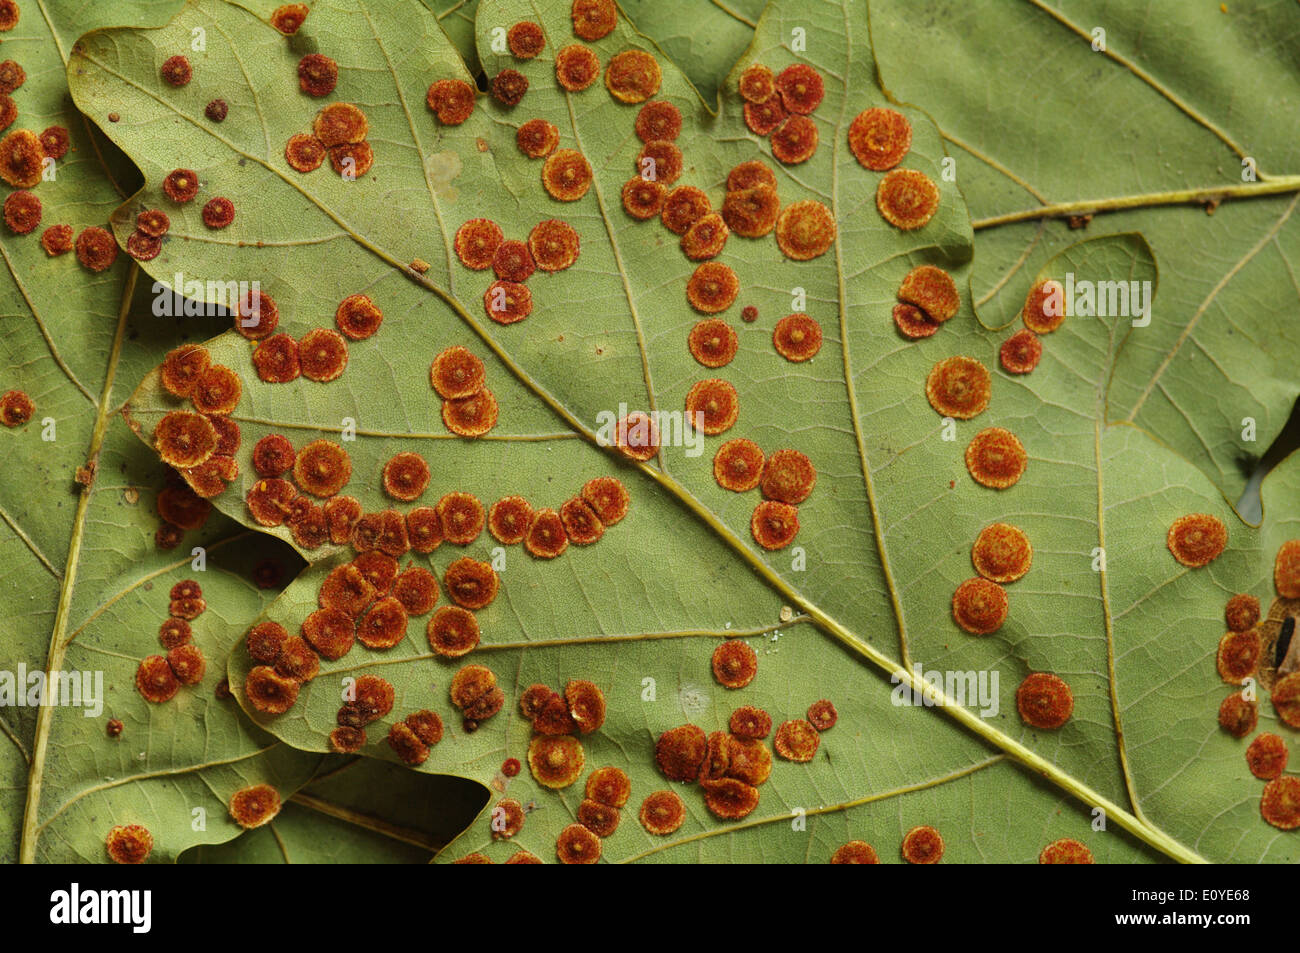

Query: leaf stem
971;176;1300;230
19;264;139;863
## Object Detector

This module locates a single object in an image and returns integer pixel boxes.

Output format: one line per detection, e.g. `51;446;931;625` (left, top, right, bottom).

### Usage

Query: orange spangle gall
529;734;586;789
160;54;192;87
252;334;301;384
1016;672;1074;731
775;199;835;260
565;679;606;733
154;411;217;469
491;798;526;840
426;77;475;124
639;790;685;836
751;500;799;550
965;428;1026;491
206;416;240;456
877;168;941;230
556;822;602;864
1260;776;1300;830
926;356;990;420
894;302;935;340
40;224;73;256
284;133;326;172
319;565;376;618
270;3;308;33
106;825;153;865
769;314;824;365
972;523;1033;584
775;63;823;114
453;853;492;864
686;263;739;316
661;185;711;234
848;107;912;171
377;451;428;503
726;162;775;195
75;226;118;272
313;103;369;148
160;344;209;398
516;119;559;162
685;378;739;435
328;141;373;178
435;491;485;545
559;497;604;545
701;777;761;820
1000;329;1042;374
575;799;619;838
353;675;396;723
393;567;438;616
0;129;43;188
638;138;683;185
623;176;666;219
519;683;554;721
1217;629;1261;684
406;710;443;747
293;440;351;498
177;454;236;500
899;265;959;323
572;0;617;39
831;842;880;864
525;508;569;558
492;240;535;284
353;550;399;596
635;100;682;142
507;20;545;58
245;478;296;527
771;114;819;164
902;826;945;864
712;639;757;689
744;97;787;136
322;496;360;546
760;449;816;505
205;99;228;122
1274;540;1300;597
543;149;594;202
329;726;366;753
1225;594;1261;632
528;219;581;273
1166;513;1228;568
444;557;499;610
952;577;1008;636
229;784;280;829
427;605;479;657
136;655;179;703
1273;673;1300;728
358;597;409;650
615;411;659;461
125;231;161;262
534;692;578;735
807;699;838;732
738;63;775;103
169;593;206;620
489;496;534;545
297;328;349;383
161;168;199;204
483;280;532;325
106;718;124;738
774;719;820;762
688;319;738;369
721;186;780;239
156;485;210;530
0;60;21;94
1216;695;1256;738
236;290;279;340
555;43;601;92
3;189;38;234
1038;839;1094;864
606;49;662;103
250;434;294;479
656;724;707;781
246;621;288;665
729;705;771;740
301;608;356;660
1022;279;1066;333
491;69;529;107
159;617;192;649
0;390;32;428
430;346;485;401
297;53;337;97
39;126;70;160
586;766;630;808
166;644;205;685
191;364;242;415
201;196;235;229
1246;732;1288;780
581;477;629;525
155;524;183;549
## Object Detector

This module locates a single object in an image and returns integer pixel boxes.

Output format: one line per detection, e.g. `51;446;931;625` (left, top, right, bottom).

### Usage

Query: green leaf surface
2;0;320;864
59;0;1300;864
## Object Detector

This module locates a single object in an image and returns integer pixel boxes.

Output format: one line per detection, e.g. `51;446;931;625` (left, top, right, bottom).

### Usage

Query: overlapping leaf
61;0;1300;863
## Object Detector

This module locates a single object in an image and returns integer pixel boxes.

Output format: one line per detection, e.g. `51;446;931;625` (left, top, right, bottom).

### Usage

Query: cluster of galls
712;441;815;552
153;344;243;504
286;102;373;179
430;345;498;436
1213;541;1300;831
0;63;103;268
134;580;207;704
453;217;581;327
247;290;380;389
738;62;824;166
